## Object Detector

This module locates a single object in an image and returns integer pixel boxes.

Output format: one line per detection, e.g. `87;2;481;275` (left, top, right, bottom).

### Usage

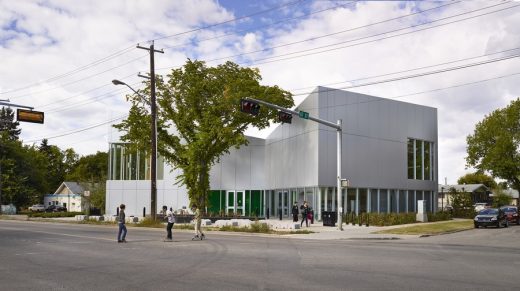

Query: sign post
242;97;344;230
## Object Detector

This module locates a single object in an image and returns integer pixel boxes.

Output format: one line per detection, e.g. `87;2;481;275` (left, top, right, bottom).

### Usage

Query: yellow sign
17;109;44;124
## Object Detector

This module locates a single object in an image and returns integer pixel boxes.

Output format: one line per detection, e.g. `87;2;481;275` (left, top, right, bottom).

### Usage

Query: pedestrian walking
191;205;205;240
117;204;127;243
300;201;309;227
162;205;174;242
292;202;299;222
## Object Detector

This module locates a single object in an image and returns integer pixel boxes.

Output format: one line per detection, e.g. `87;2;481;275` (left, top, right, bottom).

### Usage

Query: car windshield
479;209;498;215
502;207;516;212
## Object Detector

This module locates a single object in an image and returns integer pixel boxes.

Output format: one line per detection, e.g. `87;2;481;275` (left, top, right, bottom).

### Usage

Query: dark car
474;208;508;228
46;205;67;212
500;206;519;225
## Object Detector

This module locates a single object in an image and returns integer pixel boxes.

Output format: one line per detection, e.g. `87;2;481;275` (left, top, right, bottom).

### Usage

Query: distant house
438;184;491;209
44;182;87;212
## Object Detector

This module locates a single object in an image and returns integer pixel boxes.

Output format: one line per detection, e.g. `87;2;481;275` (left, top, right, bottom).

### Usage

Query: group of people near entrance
116;203;205;243
292;201;313;227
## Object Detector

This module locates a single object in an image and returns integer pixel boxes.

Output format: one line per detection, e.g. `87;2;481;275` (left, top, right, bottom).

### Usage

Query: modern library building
106;87;438;221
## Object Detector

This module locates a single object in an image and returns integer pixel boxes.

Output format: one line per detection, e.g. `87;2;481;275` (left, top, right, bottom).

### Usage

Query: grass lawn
374;219;474;235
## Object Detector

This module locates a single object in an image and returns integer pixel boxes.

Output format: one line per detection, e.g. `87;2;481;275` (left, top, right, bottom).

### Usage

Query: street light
112;79;157;221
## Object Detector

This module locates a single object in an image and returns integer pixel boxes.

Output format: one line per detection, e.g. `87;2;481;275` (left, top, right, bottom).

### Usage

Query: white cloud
1;0;519;184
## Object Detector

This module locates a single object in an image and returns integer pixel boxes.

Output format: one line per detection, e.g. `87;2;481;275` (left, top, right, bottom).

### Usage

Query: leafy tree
38;139;77;193
466;99;520;193
114;60;293;222
491;187;512;208
66;151;107;211
0;132;47;207
448;188;474;218
457;172;497;189
0;107;21;140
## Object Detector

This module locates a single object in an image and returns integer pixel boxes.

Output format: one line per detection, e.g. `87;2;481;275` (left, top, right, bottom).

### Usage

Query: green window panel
207;190;221;214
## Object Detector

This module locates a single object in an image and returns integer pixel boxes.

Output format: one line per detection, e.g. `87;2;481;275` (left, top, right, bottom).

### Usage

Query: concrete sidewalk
265;219;420;240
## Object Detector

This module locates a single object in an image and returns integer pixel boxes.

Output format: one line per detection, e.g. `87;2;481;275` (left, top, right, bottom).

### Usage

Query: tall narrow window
407;139;414;179
424;141;431;180
415;140;423;180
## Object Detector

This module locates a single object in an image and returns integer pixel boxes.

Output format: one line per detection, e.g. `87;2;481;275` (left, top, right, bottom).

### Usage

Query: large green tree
457;172;497;189
466;99;520;193
0;107;21;140
66;151;107;211
115;60;293;218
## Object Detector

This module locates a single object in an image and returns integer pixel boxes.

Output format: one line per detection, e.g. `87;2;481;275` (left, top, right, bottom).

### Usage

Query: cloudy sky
1;0;519;184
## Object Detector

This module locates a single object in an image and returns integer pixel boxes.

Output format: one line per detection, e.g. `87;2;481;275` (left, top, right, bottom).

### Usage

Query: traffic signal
240;99;260;115
278;111;292;124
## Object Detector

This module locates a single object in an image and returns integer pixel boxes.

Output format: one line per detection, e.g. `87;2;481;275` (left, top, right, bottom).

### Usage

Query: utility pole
137;41;164;221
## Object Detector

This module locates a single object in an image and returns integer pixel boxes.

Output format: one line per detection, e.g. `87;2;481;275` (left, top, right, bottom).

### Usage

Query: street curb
419;227;474;238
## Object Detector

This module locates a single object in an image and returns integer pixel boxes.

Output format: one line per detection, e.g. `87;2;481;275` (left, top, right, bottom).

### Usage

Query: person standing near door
292;202;299;222
300;201;309;227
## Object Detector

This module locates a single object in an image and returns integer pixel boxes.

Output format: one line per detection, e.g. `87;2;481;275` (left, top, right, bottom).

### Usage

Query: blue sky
0;0;519;183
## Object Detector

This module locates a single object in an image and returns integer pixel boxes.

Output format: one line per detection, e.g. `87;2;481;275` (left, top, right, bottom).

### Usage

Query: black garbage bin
322;211;337;227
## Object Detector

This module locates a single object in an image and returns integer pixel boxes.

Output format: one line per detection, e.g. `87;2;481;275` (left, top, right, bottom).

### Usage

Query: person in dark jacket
117;204;127;243
292;202;299;222
300;201;309;227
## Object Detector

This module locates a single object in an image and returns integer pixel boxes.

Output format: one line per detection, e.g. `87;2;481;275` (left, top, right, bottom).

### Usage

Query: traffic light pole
243;97;344;230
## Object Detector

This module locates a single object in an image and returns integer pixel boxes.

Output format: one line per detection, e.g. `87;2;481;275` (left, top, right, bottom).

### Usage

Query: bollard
116;207;119;216
351;212;355;226
366;213;370;227
143;207;146;218
359;213;362;226
266;207;270;219
279;208;282;221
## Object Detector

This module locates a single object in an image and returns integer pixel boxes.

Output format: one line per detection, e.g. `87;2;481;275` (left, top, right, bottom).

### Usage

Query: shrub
427;211;452;222
344;212;416;226
27;212;83;218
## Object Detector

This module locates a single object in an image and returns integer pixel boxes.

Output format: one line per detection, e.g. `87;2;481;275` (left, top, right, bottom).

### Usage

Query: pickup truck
28;204;45;212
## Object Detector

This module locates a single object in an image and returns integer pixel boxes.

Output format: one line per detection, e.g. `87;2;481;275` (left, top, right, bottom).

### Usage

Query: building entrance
227;191;245;215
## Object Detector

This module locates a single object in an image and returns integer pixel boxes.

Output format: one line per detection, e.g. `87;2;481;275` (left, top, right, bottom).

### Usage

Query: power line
151;0;306;42
0;46;136;96
290;53;520;97
23;114;128;144
156;1;514;71
289;47;520;93
8;54;148;101
2;1;307;97
161;1;360;51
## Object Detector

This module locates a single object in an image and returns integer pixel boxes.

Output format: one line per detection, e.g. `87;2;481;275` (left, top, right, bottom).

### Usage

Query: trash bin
322;211;337;227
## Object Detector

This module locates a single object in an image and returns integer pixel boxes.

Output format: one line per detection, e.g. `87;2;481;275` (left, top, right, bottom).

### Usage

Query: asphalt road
0;220;519;291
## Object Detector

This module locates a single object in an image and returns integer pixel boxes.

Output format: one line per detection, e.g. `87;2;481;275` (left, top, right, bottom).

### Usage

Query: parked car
500;206;519;225
46;205;67;212
28;204;45;212
473;203;488;212
474;208;508;228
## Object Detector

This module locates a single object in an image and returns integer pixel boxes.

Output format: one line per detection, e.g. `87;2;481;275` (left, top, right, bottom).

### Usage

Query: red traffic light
278;111;292;124
240;99;260;115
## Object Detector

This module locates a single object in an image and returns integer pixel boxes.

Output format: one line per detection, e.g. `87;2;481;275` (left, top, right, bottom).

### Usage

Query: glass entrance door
227;191;245;216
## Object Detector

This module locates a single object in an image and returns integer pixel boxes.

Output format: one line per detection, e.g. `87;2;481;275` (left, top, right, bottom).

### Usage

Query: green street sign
299;111;309;119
